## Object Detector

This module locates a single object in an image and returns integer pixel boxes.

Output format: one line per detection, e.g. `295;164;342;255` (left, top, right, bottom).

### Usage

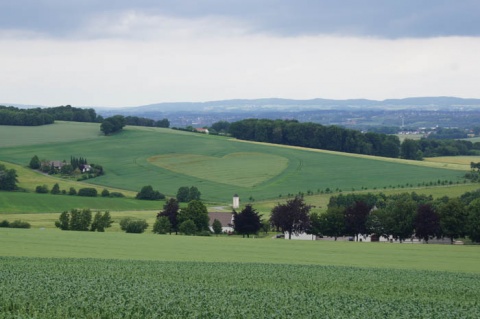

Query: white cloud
1;13;480;107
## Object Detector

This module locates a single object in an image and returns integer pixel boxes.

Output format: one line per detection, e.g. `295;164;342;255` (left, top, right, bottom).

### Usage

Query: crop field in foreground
0;122;471;202
1;257;479;319
1;229;480;318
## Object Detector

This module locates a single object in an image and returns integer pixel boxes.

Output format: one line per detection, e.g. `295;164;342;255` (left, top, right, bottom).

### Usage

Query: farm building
208;212;234;233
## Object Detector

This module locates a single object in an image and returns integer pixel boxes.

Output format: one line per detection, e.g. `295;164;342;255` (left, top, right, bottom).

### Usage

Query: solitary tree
270;196;311;239
29;155;41;169
233;204;262;238
51;183;60;195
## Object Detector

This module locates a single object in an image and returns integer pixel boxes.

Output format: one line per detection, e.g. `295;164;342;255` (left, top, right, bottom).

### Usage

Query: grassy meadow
0;122;472;205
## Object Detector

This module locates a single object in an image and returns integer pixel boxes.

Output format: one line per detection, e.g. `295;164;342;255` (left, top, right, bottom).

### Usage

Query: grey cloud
1;0;479;38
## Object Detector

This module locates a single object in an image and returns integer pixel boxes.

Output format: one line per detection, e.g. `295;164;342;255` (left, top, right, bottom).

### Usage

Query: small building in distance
233;194;240;209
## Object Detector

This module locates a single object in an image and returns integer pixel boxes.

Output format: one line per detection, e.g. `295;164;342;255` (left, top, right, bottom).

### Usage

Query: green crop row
1;257;479;318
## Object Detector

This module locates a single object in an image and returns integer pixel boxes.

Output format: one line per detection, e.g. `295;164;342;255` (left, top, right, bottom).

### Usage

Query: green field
1;229;479;318
0;122;471;204
1;120;480;318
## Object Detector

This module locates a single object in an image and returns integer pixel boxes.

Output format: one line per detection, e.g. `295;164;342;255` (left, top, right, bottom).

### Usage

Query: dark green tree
233;204;262;238
178;200;209;232
29;155;41;169
55;211;70;230
270;196;311;239
136;185;164;200
466;198;480;243
317;207;346;240
383;196;416;242
212;219;222;236
0;164;18;191
90;211;113;232
101;189;110;197
179;219;197;235
153;216;172;234
51;183;61;195
438;198;468;243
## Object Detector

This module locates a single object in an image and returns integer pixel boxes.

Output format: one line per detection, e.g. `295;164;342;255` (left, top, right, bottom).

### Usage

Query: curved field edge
231;138;478;171
1;257;479;318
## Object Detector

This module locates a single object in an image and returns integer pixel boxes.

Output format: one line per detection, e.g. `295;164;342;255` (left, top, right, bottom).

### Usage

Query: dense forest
226;119;480;160
0;105;101;126
228;119;401;158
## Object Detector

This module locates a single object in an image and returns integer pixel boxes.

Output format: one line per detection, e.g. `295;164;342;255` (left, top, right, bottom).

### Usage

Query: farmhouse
46;160;65;169
208;212;234;233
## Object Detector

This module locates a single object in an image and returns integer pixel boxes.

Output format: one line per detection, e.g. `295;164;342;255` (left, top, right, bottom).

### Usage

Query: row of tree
124;116;170;128
55;209;113;232
0;105;101;126
154;199;210;235
400;139;479;160
310;191;480;243
216;191;480;243
227;119;401;158
220;119;480;160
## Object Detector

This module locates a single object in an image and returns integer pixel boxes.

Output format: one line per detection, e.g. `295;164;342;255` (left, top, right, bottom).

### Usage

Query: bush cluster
0;220;31;229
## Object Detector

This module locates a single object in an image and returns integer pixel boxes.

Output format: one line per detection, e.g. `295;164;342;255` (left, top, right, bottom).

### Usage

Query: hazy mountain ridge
101;97;480;114
4;96;480;113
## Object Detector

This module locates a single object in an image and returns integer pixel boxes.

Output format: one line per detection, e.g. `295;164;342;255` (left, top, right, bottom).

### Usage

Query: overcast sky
1;0;480;107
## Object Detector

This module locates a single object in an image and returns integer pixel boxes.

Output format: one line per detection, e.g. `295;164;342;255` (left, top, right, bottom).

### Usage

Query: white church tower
233;194;240;209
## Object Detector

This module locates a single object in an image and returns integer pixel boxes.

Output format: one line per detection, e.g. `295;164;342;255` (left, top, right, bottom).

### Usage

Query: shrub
109;192;125;198
68;187;77;195
35;185;49;194
120;218;148;233
101;189;110;197
51;183;61;195
136;185;165;200
179;220;197;235
9;220;31;229
78;188;98;197
0;220;10;228
153;216;172;234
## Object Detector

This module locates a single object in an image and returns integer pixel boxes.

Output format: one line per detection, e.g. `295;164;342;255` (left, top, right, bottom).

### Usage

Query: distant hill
4;97;480;114
96;96;480;115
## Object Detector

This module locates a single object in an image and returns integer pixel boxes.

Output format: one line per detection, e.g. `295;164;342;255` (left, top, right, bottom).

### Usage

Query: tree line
228;119;401;158
0;105;101;126
310;191;480;243
224;119;480;160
